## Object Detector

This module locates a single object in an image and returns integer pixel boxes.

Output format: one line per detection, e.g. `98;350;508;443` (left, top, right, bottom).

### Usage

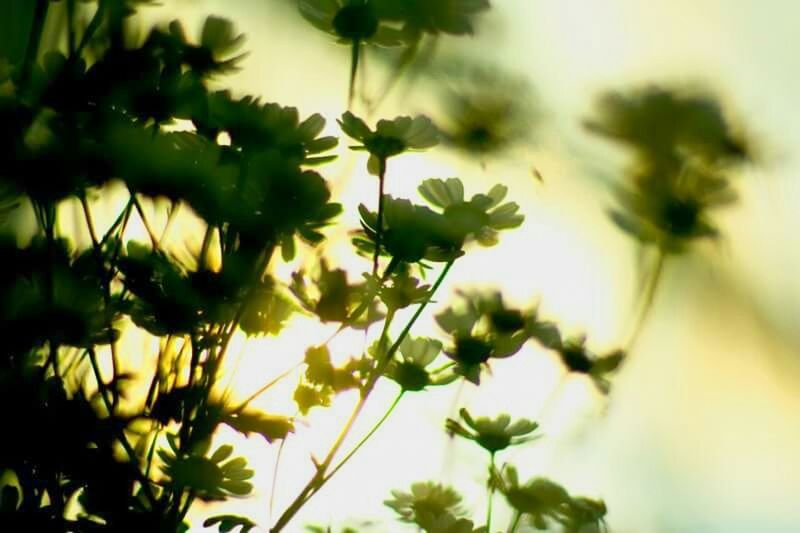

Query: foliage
0;1;754;532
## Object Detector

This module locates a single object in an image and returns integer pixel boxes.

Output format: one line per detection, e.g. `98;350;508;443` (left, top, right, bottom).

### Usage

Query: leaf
203;514;258;533
223;411;294;442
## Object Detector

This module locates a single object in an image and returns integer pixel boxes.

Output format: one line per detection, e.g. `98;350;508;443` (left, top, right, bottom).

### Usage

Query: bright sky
121;1;800;531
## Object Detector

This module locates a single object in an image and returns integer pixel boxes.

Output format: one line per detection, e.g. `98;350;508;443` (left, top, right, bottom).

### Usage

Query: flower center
661;197;699;236
332;3;379;41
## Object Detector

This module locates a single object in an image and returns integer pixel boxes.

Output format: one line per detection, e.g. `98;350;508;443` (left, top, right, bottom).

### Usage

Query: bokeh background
69;0;800;531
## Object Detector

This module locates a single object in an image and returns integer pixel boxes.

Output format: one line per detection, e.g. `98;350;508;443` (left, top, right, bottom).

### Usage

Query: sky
123;1;800;531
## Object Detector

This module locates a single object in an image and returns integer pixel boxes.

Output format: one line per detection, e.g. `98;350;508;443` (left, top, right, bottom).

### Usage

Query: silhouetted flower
386;336;456;391
373;0;491;38
586;86;752;251
435;65;537;159
376;266;431;311
435;290;533;384
419;177;524;247
158;437;254;501
558;497;608;533
354;196;462;263
291;261;383;326
299;0;406;45
195;92;338;164
551;336;624;394
160;16;247;77
339;111;438;173
385;482;466;528
491;465;570;530
446;408;538;454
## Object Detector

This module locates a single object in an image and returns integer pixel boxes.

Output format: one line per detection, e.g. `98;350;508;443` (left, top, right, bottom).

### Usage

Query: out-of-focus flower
339;111;438;173
385;481;466;529
372;0;491;38
446;408;539;454
386;336;457;391
299;0;406;46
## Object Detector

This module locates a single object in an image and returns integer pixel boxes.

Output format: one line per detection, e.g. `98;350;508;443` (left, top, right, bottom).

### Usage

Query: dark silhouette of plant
0;1;759;532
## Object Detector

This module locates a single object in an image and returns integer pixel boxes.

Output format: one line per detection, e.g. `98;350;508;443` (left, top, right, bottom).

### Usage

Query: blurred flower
385;481;466;528
435;290;533;384
339;111;438;173
354;196;462;264
290;260;383;326
435;65;538;160
299;0;406;46
372;0;491;38
376;266;431;311
159;16;247;77
491;465;570;530
558;497;608;533
547;335;624;394
586;85;752;251
446;408;539;454
195;91;339;164
419;177;524;247
158;437;254;501
386;336;457;391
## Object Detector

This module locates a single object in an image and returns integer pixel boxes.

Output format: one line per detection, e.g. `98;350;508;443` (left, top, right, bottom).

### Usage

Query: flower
158;437;254;501
290;260;383;326
160;16;247;77
558;497;608;533
376;266;431;311
299;0;407;46
354;196;462;264
586;86;752;251
491;465;571;530
435;290;533;384
385;481;466;528
372;0;491;38
436;64;538;159
551;336;624;394
446;408;538;454
194;91;339;165
418;177;524;247
386;336;457;391
339;111;438;173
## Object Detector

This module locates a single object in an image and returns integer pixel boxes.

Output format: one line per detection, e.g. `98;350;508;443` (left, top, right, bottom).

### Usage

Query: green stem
371;157;387;277
131;193;159;250
324;390;404;483
86;348;159;508
348;39;361;109
270;260;454;532
20;0;49;93
507;511;522;533
486;452;496;533
75;0;106;58
625;250;666;351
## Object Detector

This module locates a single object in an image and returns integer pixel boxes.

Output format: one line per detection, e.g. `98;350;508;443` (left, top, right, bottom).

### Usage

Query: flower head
299;0;406;46
385;481;466;528
158;437;254;501
551;336;624;394
386;336;457;391
339;111;438;173
435;290;533;384
491;466;570;530
354;196;462;264
446;408;539;454
419;178;524;248
373;0;491;38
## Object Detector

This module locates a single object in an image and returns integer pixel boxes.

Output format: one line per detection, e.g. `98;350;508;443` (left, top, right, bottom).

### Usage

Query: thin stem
20;0;49;93
86;348;159;507
324;390;404;483
131;193;159;249
270;259;455;532
625;250;666;351
229;362;303;415
371;157;387;277
507;511;522;533
75;0;106;58
269;438;287;523
486;452;496;533
348;39;361;109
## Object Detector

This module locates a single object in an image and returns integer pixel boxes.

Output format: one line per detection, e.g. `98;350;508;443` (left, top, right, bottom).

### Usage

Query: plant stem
625;250;666;351
372;157;387;277
75;0;107;58
486;452;496;533
131;193;159;249
323;390;404;483
270;259;454;532
348;39;361;109
507;511;522;533
20;0;49;93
